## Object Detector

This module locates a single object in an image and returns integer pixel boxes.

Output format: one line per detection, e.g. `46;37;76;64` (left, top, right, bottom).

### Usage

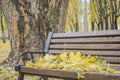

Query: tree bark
1;0;69;66
0;11;6;43
48;0;69;33
91;0;119;30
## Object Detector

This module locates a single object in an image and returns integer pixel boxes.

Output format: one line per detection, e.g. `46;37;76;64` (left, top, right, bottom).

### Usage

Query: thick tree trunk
1;0;68;66
1;0;42;65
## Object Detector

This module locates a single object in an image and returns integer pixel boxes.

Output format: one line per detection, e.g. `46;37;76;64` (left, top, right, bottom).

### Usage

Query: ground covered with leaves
0;40;10;63
0;40;38;80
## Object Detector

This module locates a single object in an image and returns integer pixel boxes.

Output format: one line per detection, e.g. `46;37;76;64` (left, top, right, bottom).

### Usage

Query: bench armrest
15;64;25;71
19;52;46;64
20;52;46;56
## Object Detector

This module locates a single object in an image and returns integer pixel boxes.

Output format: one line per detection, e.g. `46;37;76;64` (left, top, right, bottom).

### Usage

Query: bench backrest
44;30;120;64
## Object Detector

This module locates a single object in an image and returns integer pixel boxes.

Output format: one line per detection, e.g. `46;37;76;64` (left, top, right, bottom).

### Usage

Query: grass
0;39;10;63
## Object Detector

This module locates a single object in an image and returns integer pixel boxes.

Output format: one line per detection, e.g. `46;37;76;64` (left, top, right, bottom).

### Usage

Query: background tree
65;0;82;32
65;0;91;32
83;0;88;31
90;0;120;31
0;7;6;43
48;0;69;33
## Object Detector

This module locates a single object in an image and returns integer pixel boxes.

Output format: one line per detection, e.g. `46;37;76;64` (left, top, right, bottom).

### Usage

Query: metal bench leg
18;73;24;80
43;76;48;80
37;76;42;80
64;79;78;80
38;76;48;80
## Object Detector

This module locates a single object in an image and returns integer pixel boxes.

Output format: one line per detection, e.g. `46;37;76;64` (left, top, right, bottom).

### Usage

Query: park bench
15;30;120;80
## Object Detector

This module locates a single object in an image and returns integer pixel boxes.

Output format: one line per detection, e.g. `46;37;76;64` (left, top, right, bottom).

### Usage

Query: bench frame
15;30;120;80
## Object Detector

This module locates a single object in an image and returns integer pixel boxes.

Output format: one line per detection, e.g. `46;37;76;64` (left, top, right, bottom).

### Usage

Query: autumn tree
1;0;69;66
0;8;6;43
65;0;82;32
90;0;120;31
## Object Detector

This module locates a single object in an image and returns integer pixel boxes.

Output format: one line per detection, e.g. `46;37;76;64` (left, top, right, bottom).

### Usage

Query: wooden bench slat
52;30;120;38
100;57;120;64
48;50;120;56
51;37;120;44
110;65;120;71
84;72;120;80
49;44;120;50
19;66;120;80
20;66;78;79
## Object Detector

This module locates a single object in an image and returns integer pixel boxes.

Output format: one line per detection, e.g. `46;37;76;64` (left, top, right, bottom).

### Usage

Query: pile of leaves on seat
26;52;120;79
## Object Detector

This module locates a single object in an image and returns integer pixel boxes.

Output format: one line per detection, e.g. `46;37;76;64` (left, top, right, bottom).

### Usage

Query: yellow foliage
0;40;10;62
65;0;81;32
49;63;58;69
26;61;35;67
105;68;120;74
0;65;39;80
38;57;46;63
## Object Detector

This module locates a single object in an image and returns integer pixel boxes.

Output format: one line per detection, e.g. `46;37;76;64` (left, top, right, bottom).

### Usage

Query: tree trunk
48;0;69;33
83;0;88;31
91;0;119;30
1;0;68;66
